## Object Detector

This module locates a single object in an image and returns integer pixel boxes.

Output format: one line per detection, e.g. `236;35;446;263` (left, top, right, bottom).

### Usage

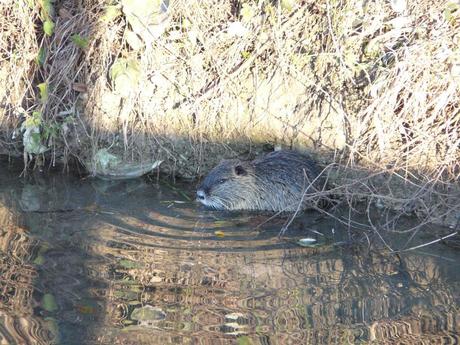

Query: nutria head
196;159;256;210
197;150;326;211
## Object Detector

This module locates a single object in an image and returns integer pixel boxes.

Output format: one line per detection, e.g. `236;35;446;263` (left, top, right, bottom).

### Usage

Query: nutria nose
196;189;206;200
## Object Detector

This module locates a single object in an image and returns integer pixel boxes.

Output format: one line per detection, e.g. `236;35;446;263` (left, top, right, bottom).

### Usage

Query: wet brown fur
197;150;325;211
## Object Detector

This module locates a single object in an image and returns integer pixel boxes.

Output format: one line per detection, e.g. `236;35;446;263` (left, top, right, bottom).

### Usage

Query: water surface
0;158;458;344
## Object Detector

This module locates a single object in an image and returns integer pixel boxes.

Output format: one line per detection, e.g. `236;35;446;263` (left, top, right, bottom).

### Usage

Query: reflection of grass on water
157;180;193;201
1;0;460;341
1;0;458;237
104;226;459;343
0;203;58;344
2;171;457;343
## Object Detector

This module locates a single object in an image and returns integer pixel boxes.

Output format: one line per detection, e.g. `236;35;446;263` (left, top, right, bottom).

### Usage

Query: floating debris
88;148;162;180
297;238;319;247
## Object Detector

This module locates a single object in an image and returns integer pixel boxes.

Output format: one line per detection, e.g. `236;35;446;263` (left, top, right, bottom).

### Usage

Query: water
0;158;459;344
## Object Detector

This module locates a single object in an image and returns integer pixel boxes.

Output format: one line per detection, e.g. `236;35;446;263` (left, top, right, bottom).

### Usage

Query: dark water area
0;157;459;345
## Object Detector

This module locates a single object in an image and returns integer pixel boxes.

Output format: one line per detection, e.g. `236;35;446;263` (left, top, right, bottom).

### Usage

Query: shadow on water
0;156;459;345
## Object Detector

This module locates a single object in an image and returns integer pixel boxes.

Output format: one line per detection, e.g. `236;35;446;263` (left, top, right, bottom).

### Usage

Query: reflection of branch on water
397;231;458;253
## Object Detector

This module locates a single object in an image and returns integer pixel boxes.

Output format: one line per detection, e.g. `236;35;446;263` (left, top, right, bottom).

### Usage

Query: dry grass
0;0;459;230
0;1;40;155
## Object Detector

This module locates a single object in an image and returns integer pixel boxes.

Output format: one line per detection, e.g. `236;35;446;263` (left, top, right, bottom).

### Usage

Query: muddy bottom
0;158;459;344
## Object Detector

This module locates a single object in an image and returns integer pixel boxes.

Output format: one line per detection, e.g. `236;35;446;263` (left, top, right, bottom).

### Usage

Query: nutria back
196;150;325;212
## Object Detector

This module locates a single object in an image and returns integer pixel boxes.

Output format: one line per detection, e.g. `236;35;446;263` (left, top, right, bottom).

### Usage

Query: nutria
196;150;325;211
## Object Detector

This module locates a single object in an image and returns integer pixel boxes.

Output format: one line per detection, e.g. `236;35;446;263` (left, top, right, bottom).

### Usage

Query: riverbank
0;0;459;228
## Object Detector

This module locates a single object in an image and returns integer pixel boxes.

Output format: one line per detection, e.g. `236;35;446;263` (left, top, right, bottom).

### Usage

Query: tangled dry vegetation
0;0;459;230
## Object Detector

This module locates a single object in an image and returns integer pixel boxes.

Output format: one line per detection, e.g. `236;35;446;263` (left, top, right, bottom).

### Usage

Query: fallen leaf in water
213;220;234;227
42;293;58;312
76;304;96;314
297;238;318;247
237;336;253;345
119;259;142;269
214;230;225;237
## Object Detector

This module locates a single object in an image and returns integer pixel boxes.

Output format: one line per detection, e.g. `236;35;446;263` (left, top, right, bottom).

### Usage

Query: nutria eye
234;165;247;176
218;179;226;184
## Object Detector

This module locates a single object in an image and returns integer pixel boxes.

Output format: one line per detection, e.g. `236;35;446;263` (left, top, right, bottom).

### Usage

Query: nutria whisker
211;198;229;209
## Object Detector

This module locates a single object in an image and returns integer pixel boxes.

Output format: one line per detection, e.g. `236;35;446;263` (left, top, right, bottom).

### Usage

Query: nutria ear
234;164;247;176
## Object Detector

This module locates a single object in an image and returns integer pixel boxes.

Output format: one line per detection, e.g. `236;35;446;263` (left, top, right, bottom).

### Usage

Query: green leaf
43;123;59;140
364;38;381;59
121;0;167;36
125;30;144;50
94;148;121;170
37;82;48;102
121;0;159;18
39;0;54;18
25;0;35;9
43;20;55;36
36;47;46;66
24;111;42;128
31;132;42;143
444;2;459;23
110;57;141;96
33;254;45;265
33;245;48;265
22;112;48;154
42;293;58;312
241;51;251;60
110;58;127;81
126;58;141;79
241;3;255;22
71;34;89;49
102;5;122;22
265;4;276;24
281;0;298;11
